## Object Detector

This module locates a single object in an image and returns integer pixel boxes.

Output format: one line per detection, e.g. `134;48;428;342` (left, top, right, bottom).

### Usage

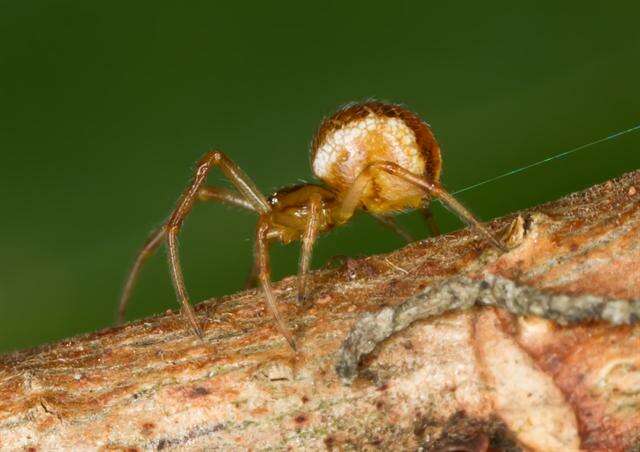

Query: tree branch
1;170;639;451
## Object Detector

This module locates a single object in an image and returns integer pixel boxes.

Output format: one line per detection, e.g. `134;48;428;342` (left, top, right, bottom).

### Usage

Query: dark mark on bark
155;423;226;450
423;412;521;452
141;422;155;436
324;435;336;449
189;386;210;398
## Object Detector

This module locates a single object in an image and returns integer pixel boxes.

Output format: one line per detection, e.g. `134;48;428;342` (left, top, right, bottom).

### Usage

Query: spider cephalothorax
118;101;505;350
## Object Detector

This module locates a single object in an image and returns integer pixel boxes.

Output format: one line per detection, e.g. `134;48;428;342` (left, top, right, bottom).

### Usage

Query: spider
117;101;506;350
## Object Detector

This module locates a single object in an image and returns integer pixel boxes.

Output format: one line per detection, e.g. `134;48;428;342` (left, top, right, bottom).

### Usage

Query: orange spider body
118;101;504;350
265;103;444;242
265;184;336;244
312;102;442;215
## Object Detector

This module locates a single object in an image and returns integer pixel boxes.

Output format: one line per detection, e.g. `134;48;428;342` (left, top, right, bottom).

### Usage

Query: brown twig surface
1;170;639;451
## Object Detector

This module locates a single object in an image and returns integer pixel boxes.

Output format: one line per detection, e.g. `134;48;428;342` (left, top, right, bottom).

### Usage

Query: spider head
310;101;442;214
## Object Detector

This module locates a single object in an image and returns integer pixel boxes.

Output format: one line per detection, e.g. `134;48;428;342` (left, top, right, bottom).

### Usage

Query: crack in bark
39;399;62;423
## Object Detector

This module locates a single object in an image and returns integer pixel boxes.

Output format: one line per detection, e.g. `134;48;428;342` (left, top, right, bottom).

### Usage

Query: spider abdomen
311;102;442;213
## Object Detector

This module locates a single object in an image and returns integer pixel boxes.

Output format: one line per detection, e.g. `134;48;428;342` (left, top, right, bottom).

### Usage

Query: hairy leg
117;227;166;325
117;185;259;325
244;260;259;289
297;193;322;302
118;150;271;336
336;162;506;251
421;206;441;237
255;219;296;349
371;214;414;243
116;186;255;325
165;151;272;337
197;186;257;210
199;186;264;290
165;228;202;337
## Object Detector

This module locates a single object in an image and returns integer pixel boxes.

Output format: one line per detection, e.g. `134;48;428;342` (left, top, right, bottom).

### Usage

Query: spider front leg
117;186;258;325
119;151;271;338
165;151;271;338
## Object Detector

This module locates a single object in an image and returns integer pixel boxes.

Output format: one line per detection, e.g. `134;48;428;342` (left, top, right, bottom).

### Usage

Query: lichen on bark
337;271;640;384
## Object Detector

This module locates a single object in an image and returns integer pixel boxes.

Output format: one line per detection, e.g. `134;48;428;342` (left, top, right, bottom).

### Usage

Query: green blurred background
1;2;639;353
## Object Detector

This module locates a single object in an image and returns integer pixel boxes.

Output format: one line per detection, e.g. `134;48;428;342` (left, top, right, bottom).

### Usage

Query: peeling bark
1;170;639;451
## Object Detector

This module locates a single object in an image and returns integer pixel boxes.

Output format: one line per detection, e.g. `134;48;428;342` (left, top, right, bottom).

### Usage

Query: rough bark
1;170;639;451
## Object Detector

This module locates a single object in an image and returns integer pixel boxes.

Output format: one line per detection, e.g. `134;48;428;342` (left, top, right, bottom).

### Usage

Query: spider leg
421;206;441;237
166;151;272;338
197;186;258;211
116;185;260;326
119;151;271;338
400;173;505;251
337;162;506;251
373;162;505;250
370;214;414;243
199;186;265;290
297;193;322;303
244;260;259;289
117;227;166;325
165;228;202;337
255;218;296;350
